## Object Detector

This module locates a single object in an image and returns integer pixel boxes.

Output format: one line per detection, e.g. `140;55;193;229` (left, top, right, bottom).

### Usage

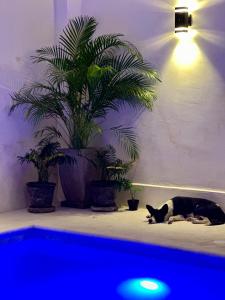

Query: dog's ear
146;205;155;215
160;204;168;215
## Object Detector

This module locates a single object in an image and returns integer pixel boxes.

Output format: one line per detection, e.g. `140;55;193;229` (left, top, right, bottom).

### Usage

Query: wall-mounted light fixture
175;7;192;33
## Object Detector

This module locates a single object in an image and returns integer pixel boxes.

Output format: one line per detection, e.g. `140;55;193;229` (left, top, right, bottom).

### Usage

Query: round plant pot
127;199;139;211
89;181;118;212
59;148;97;209
26;182;56;213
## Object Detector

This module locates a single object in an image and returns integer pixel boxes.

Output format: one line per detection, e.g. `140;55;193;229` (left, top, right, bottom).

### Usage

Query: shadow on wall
0;53;45;148
0;52;58;212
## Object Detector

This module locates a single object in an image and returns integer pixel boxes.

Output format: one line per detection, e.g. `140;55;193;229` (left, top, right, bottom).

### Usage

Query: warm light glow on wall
174;40;200;67
173;0;201;67
176;28;197;40
173;29;200;67
176;0;199;12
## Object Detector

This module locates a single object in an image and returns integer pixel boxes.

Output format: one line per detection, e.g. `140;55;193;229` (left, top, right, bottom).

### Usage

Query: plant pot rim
60;147;96;151
27;181;56;187
91;180;118;187
128;199;139;202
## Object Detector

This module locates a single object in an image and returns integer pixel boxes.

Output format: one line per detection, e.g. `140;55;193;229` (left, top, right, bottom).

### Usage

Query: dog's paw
186;217;194;222
167;216;174;224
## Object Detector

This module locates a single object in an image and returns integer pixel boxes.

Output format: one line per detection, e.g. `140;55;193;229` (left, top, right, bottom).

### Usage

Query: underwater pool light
140;280;159;291
117;278;170;299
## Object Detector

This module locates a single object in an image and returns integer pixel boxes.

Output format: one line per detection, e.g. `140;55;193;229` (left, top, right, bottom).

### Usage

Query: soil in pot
27;182;56;213
89;181;118;212
127;199;139;211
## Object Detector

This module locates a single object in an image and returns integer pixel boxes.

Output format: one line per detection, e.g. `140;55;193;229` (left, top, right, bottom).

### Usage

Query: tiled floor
1;207;225;256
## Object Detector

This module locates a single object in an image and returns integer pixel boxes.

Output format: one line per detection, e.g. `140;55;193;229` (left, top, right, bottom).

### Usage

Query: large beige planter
59;148;97;208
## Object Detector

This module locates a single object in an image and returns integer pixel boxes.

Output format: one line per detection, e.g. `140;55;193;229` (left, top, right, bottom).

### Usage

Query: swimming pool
0;227;225;299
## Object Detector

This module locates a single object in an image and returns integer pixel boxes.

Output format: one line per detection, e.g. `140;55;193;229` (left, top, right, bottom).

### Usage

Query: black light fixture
175;7;192;33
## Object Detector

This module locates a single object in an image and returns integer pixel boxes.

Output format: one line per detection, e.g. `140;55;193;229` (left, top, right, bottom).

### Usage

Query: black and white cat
146;196;225;226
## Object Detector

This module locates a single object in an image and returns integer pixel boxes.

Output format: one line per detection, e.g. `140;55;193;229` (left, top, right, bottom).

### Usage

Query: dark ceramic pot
89;181;117;211
59;148;97;208
26;182;56;212
127;199;139;211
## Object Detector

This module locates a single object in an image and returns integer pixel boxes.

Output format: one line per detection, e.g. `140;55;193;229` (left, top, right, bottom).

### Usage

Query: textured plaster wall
0;0;55;212
0;0;83;212
54;0;82;36
67;0;82;19
80;0;225;207
1;0;225;212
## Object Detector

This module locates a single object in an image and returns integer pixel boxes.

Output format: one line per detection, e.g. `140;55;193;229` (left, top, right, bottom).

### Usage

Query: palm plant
18;140;75;182
90;144;132;211
121;180;143;199
10;16;159;160
95;144;132;190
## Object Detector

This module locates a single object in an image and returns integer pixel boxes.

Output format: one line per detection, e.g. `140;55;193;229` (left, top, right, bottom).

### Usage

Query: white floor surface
0;207;225;256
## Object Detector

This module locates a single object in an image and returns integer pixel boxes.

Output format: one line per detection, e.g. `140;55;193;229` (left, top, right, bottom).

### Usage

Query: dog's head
146;204;168;224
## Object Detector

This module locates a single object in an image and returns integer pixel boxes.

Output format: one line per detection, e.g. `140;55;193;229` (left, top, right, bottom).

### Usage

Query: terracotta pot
26;182;56;213
59;148;97;208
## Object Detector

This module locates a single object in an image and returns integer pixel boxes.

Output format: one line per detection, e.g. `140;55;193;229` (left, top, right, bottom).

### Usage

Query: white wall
53;0;83;36
1;0;225;211
67;0;82;19
0;0;55;212
0;0;84;212
80;0;225;208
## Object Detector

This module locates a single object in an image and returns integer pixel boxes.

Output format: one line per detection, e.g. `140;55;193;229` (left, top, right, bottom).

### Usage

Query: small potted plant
121;180;143;211
18;139;75;213
90;145;133;211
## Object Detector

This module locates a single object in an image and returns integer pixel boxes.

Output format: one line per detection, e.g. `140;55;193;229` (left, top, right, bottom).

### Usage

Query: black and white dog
146;196;225;226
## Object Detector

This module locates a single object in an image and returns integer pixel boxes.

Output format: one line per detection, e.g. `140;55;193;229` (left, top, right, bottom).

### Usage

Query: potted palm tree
122;181;144;211
90;145;132;211
10;16;159;208
18;139;74;213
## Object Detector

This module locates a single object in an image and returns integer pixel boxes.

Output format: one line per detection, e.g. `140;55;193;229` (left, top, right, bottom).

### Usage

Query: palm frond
83;34;125;64
47;152;76;167
10;85;65;125
10;16;160;155
109;71;157;110
38;140;61;158
99;52;159;81
70;118;102;149
35;126;62;139
18;139;75;182
60;16;97;57
111;126;139;160
17;150;39;169
87;52;159;116
88;71;155;114
123;40;143;58
96;144;117;165
32;46;72;70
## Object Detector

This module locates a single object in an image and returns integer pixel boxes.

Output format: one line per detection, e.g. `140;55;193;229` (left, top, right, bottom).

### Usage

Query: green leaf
60;16;97;57
111;126;139;160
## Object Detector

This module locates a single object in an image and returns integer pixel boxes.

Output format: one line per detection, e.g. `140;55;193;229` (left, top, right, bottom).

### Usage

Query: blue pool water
0;227;225;300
